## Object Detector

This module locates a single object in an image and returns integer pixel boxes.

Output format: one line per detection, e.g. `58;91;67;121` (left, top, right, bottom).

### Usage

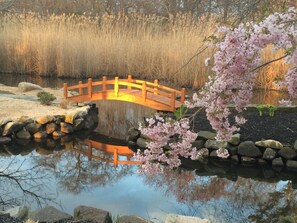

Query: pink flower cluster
134;114;198;174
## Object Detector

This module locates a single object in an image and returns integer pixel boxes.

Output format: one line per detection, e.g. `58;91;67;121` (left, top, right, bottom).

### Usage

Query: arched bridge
64;75;185;111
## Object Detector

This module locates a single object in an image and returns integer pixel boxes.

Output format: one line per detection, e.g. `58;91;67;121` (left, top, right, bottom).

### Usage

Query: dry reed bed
0;12;289;89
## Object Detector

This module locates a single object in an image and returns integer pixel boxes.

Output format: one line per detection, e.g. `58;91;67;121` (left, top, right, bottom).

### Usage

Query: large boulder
28;206;72;223
165;214;210;223
238;141;262;157
1;205;29;220
2;122;24;136
60;122;74;133
25;123;42;134
18;82;43;92
36;115;54;125
262;148;277;160
278;147;297;160
16;129;31;140
73;205;112;223
46;123;58;134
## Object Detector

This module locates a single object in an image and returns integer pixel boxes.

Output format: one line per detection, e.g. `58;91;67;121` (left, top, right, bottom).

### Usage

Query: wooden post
63;83;68;99
114;77;119;97
88;78;92;99
102;76;107;91
114;148;118;168
154;79;158;95
127;74;132;90
78;81;83;95
170;91;176;111
142;81;147;101
181;88;185;103
88;142;92;161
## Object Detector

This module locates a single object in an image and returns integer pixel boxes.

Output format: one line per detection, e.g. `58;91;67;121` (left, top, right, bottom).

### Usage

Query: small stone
25;123;42;134
278;147;297;160
228;133;241;146
127;127;141;141
136;137;147;149
46;123;58;134
205;140;226;150
286;160;297;171
2;122;24;136
197;131;216;140
34;131;48;139
73;205;112;223
16;130;31;140
231;155;239;164
60;122;74;134
29;206;72;223
241;156;257;164
18;82;43;92
255;139;283;150
192;140;205;150
52;131;65;138
272;157;284;167
238;141;262;157
262;148;277;160
36;115;54;125
0;137;11;144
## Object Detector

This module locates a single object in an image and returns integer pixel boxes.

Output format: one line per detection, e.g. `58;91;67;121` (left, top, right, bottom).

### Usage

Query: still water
1;132;297;223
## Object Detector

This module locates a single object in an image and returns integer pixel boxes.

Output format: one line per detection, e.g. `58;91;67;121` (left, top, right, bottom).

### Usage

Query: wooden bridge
63;75;185;111
70;139;140;168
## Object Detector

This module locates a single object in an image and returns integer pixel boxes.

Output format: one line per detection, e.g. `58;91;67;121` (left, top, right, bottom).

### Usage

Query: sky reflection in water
1;136;297;223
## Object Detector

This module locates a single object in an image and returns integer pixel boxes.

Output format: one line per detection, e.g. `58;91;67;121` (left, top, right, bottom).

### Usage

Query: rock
286;160;297;171
258;159;268;165
231;155;239;164
228;133;241;146
165;214;210;223
116;215;149;223
73;205;112;223
36;115;54;125
2;122;24;136
46;123;58;134
278;147;297;160
16;130;31;140
127;127;141;141
241;156;257;164
29;206;72;223
198;131;216;140
272;157;284;167
25;123;42;134
60;122;74;133
238;141;262;157
137;137;147;149
73;118;85;131
2;205;29;220
0;214;20;223
18;82;43;92
255;139;283;150
262;148;277;160
33;131;48;139
0;118;13;127
228;146;238;156
52;131;65;138
192;140;205;150
0;137;11;144
205;140;226;150
83;115;95;129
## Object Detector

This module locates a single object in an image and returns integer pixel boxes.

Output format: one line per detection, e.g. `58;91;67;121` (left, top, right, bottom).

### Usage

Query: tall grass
0;12;289;89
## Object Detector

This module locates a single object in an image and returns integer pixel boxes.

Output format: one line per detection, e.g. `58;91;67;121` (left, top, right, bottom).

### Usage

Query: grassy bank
0;12;289;89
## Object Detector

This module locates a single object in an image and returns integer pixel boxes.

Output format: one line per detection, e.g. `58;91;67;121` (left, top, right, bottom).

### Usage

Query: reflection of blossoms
134;115;198;174
279;99;292;107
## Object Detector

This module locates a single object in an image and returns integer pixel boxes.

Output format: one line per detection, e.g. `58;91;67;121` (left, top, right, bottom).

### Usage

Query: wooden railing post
63;83;68;99
88;78;92;99
142;81;147;101
87;142;92;161
154;79;158;95
170;91;176;111
114;148;118;168
78;81;83;95
127;74;132;90
114;77;119;97
102;76;107;91
181;88;185;103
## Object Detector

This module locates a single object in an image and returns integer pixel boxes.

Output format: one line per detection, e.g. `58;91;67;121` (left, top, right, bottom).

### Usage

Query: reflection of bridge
63;75;185;111
70;139;140;168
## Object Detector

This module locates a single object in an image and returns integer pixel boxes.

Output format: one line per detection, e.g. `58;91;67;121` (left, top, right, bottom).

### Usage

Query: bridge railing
64;75;185;111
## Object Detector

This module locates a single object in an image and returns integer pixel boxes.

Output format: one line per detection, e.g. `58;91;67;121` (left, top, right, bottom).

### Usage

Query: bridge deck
64;75;185;111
